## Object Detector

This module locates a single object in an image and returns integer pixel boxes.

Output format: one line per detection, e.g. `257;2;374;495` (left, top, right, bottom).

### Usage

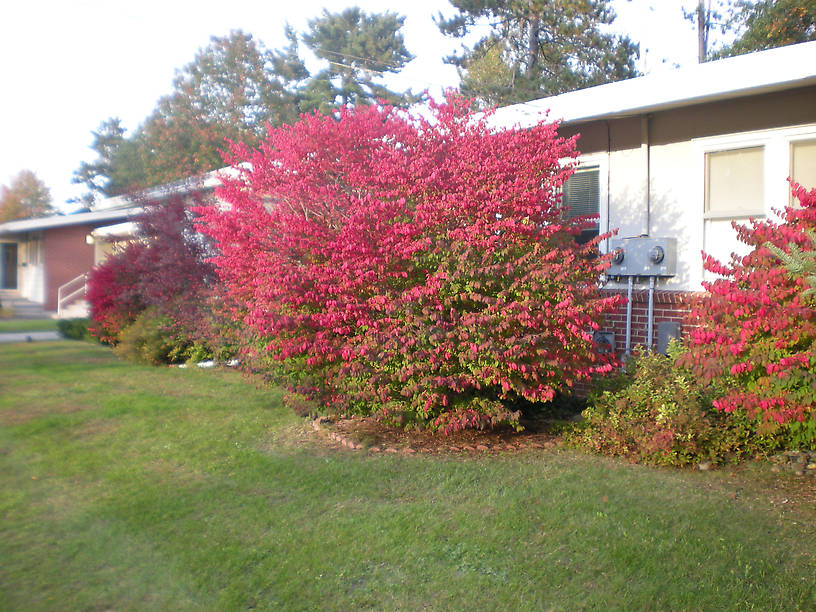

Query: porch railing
57;273;88;318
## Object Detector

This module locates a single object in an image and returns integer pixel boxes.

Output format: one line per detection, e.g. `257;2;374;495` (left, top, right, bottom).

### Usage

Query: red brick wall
43;225;95;311
569;289;698;397
599;289;697;355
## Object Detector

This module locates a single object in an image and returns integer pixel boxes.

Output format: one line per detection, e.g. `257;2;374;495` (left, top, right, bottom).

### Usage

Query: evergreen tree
301;8;416;111
74;14;419;195
132;29;307;187
76;30;309;194
72;118;144;204
437;0;639;107
767;228;816;299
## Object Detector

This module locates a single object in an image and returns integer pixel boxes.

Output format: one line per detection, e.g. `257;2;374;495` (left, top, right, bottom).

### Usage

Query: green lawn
1;341;814;610
0;318;57;333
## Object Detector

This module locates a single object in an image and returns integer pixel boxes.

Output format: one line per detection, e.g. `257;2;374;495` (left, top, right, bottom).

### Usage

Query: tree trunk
526;15;540;77
697;0;709;63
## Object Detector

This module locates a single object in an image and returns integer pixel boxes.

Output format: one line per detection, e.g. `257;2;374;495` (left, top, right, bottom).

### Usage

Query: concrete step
58;300;89;319
0;290;54;319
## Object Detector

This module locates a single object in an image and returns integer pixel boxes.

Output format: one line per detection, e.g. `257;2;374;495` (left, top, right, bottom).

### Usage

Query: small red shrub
87;241;150;344
87;192;226;359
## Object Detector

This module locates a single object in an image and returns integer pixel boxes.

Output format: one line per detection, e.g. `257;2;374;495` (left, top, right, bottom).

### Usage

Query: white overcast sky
0;0;712;210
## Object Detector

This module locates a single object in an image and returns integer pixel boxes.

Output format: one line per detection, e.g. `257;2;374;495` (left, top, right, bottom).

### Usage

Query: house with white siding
492;41;816;354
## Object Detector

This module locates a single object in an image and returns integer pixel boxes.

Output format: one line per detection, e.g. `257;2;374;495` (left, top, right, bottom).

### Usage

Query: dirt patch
315;413;564;455
0;404;85;426
709;459;816;517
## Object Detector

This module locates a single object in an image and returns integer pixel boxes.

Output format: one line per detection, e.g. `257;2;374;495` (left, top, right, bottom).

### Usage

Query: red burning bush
199;95;621;430
87;241;150;344
679;184;816;447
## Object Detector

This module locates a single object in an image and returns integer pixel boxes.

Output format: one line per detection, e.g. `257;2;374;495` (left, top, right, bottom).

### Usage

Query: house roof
92;169;223;211
0;166;231;237
91;221;138;239
490;41;816;129
0;206;142;236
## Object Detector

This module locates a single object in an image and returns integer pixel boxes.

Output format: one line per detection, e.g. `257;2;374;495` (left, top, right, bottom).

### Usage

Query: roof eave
490;41;816;130
563;77;816;126
0;207;142;236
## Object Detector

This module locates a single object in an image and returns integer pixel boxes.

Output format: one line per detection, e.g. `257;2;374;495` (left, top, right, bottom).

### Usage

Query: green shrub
568;343;778;466
56;318;94;341
114;309;182;366
113;308;225;366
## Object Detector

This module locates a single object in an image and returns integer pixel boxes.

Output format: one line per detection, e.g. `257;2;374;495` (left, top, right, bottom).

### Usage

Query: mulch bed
314;413;564;455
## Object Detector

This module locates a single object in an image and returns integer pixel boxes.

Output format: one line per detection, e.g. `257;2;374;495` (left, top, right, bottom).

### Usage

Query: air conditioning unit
607;237;677;277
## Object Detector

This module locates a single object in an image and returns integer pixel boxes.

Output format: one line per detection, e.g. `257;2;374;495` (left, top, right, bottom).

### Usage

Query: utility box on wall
657;321;682;354
607;236;677;277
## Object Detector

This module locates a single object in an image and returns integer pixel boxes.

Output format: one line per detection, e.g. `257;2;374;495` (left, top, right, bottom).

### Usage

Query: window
697;127;816;284
562;165;600;243
791;139;816;199
702;146;765;273
25;234;42;266
705;146;765;217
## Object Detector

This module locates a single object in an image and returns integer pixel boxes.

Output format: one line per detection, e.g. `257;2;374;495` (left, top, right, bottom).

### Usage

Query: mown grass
1;341;814;610
0;318;57;333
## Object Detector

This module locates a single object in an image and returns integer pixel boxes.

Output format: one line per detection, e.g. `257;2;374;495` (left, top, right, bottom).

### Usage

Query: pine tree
437;0;639;107
132;30;308;187
300;8;416;111
76;30;309;193
766;228;816;299
72;118;144;204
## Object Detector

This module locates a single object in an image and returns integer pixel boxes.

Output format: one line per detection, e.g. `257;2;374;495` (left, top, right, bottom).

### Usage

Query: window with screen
704;146;764;217
562;165;600;242
791;140;816;201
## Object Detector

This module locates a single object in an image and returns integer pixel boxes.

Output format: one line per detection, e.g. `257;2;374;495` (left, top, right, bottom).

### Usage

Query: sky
0;0;713;211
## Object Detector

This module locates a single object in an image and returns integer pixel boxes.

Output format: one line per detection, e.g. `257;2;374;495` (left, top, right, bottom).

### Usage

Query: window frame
703;145;767;220
560;153;609;249
789;136;816;204
693;124;816;280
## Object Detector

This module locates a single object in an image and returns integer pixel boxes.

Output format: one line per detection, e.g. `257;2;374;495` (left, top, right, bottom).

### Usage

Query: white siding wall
648;139;701;290
585;121;816;292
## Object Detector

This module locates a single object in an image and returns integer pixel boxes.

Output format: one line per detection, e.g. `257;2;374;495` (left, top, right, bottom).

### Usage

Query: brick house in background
492;40;816;356
0;206;139;313
0;174;220;316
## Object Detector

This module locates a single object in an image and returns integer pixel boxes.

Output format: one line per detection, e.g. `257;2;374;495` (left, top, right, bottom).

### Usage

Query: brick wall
599;288;697;356
568;289;699;397
43;225;95;311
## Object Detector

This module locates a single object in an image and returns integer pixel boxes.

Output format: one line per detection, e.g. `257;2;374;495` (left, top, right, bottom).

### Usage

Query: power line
318;48;404;71
326;60;385;76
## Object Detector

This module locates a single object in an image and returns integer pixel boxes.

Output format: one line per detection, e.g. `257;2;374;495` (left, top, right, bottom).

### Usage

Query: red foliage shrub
679;184;816;445
87;192;224;357
198;95;622;430
87;241;150;344
130;193;221;347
